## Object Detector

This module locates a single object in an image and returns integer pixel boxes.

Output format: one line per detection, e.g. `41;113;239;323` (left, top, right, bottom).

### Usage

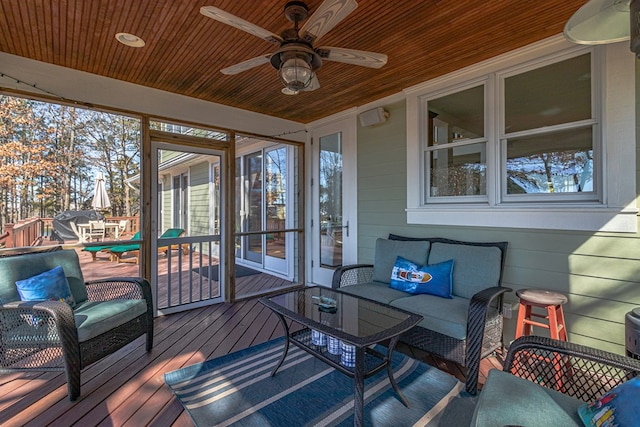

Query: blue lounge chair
82;231;141;261
109;228;186;264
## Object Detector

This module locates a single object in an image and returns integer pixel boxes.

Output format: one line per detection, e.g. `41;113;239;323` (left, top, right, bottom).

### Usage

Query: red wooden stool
513;288;569;391
515;288;568;341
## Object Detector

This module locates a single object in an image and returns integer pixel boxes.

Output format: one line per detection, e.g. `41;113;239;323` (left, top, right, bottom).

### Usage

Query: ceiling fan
564;0;639;56
200;0;388;95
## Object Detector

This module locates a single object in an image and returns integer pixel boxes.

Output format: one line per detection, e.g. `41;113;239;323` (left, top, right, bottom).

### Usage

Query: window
423;52;595;205
425;84;487;201
406;37;636;232
501;53;595;201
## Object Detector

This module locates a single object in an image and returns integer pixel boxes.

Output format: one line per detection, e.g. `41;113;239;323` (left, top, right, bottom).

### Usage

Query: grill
625;308;640;359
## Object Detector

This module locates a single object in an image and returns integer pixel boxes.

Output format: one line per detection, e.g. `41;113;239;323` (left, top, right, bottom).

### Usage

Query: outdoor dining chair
88;220;106;242
69;221;85;242
117;219;129;237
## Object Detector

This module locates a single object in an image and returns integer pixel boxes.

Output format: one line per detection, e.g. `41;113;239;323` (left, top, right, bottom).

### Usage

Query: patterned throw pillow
578;376;640;427
15;265;76;307
390;256;454;298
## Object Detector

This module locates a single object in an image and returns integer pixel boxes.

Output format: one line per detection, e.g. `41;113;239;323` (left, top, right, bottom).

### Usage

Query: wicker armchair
470;336;640;426
332;236;510;394
0;248;153;401
504;335;640;402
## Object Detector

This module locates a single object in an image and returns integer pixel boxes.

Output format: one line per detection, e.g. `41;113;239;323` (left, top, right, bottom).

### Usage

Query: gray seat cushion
372;238;430;284
339;282;410;305
74;299;147;342
390;294;470;340
471;370;583;426
340;282;470;340
428;242;502;299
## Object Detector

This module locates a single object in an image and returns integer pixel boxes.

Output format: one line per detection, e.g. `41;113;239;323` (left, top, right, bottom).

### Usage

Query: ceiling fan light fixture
278;54;314;91
281;87;300;95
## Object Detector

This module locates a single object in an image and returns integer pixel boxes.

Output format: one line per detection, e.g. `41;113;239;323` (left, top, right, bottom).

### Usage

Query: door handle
342;221;349;238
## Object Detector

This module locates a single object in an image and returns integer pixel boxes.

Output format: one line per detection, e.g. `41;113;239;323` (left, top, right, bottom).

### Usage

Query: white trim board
0;52;306;141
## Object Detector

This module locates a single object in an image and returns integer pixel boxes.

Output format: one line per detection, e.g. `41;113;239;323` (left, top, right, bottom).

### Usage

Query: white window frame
422;79;490;204
497;50;600;204
405;36;636;233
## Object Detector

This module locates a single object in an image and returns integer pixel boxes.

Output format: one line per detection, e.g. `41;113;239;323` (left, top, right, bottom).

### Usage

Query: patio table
77;222;120;242
260;286;423;427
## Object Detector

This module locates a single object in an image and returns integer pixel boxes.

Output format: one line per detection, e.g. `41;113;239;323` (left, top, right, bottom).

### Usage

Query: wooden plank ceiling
0;0;588;123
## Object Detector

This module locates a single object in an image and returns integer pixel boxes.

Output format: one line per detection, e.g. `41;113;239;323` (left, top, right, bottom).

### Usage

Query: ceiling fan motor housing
284;1;309;24
270;43;323;72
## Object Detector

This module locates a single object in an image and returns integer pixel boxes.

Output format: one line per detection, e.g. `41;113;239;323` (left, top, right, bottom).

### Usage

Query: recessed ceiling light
115;32;145;48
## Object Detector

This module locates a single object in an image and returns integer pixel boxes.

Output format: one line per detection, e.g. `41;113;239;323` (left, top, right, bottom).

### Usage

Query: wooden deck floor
0;252;503;426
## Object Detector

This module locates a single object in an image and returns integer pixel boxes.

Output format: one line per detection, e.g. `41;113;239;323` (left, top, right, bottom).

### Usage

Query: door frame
150;138;227;314
308;117;358;286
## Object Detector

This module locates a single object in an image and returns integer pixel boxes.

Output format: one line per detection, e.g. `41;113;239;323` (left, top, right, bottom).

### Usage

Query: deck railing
0;215;140;249
0;218;44;248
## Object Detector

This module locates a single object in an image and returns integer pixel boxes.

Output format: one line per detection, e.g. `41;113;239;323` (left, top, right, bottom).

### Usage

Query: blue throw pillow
15;265;76;307
578;376;640;427
390;256;453;298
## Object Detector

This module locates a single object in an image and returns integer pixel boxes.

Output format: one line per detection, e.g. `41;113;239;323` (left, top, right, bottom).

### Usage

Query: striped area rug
164;338;466;426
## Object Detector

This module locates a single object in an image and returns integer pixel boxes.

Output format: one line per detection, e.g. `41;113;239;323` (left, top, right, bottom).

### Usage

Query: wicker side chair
0;248;153;401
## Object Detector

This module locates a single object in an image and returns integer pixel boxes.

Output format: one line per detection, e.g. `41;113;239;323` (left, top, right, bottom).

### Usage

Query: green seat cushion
339;282;410;305
471;370;583;426
84;230;141;254
160;228;184;238
108;244;140;254
428;242;502;299
372;238;430;284
390;294;470;339
74;299;147;342
82;245;112;253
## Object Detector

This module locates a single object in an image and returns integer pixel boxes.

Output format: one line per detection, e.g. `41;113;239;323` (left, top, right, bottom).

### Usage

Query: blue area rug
164;337;467;426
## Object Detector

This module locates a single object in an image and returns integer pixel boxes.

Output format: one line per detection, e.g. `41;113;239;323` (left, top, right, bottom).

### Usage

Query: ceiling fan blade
220;54;272;75
299;0;358;44
200;6;282;45
316;46;387;68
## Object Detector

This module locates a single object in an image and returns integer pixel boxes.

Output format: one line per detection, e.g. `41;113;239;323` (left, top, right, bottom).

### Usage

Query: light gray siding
356;100;640;354
189;161;211;236
161;174;172;233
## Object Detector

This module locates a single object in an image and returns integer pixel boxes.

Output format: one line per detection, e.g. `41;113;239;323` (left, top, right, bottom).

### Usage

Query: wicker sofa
332;235;510;394
0;248;153;400
472;335;640;426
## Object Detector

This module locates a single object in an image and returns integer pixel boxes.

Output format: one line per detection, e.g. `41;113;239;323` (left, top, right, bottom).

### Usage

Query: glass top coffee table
259;286;423;427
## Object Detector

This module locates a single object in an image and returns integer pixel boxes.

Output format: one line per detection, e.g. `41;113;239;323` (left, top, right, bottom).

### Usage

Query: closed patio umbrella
91;172;111;210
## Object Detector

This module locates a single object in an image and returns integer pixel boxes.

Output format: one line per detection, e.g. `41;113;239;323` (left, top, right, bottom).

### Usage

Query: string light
269;129;308;138
0;72;65;99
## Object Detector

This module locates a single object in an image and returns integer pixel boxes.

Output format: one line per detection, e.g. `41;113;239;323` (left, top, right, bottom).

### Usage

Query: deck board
0;270;502;426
